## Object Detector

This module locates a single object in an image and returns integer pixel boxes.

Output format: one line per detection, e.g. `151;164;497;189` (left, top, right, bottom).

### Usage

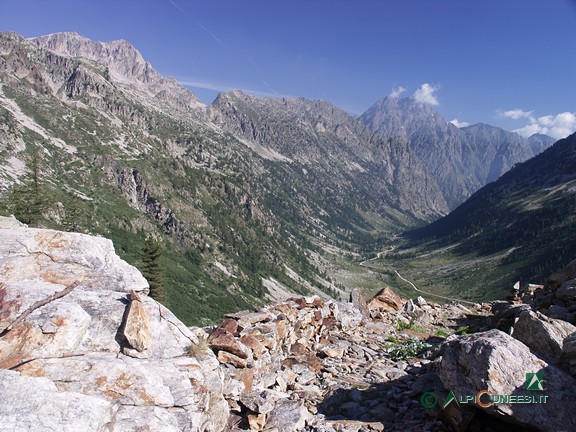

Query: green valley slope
381;132;576;302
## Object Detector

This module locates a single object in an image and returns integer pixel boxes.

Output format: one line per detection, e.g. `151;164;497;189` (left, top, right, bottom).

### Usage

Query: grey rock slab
0;225;148;298
110;406;182;432
334;302;362;330
557;279;576;304
438;329;576;432
349;287;371;320
511;310;576;363
27;353;191;407
0;297;91;368
0;369;115;432
264;400;309;432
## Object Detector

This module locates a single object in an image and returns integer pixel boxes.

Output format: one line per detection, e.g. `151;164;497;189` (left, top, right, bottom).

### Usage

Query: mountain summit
359;97;554;208
32;32;205;114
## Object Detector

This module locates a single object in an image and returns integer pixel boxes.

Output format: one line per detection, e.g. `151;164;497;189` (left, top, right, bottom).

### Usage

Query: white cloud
500;108;534;120
514;123;543;138
449;119;470;128
389;86;406;98
512;111;576;140
412;83;439;106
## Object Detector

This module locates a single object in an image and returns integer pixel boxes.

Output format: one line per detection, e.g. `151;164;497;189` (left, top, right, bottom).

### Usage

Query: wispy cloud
178;77;293;99
449;119;470;128
412;83;439;106
167;0;279;98
389;86;407;98
246;56;281;96
167;0;226;48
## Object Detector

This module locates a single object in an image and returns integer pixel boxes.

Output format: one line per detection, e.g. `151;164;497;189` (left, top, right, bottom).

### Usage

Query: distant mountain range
359;97;554;208
0;31;559;322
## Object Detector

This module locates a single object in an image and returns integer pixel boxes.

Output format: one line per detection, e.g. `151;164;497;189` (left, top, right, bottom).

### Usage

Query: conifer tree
140;235;166;304
6;149;49;226
61;192;86;232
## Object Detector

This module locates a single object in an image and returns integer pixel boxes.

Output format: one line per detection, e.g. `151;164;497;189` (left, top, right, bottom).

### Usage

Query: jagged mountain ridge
0;30;558;323
0;31;450;324
210;90;449;220
359;97;554;208
32;31;205;116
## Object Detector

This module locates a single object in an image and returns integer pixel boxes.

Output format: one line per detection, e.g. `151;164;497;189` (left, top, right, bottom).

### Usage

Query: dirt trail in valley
360;246;476;306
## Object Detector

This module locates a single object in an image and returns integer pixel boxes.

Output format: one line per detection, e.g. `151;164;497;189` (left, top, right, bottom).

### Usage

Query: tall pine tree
140;235;166;304
6;149;49;226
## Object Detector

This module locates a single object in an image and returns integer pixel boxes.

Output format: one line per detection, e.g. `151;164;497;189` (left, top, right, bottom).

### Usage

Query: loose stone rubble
205;291;494;432
1;217;576;431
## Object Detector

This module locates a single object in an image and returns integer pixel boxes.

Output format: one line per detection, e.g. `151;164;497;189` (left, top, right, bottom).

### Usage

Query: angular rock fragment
512;310;576;363
367;286;405;313
349;287;371;320
123;289;151;354
208;328;252;359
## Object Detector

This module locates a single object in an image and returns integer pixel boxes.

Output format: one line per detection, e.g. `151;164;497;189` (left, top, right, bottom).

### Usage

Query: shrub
384;337;432;361
187;336;210;358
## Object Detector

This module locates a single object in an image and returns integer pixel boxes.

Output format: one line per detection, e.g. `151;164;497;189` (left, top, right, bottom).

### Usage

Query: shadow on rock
114;294;131;349
317;373;447;431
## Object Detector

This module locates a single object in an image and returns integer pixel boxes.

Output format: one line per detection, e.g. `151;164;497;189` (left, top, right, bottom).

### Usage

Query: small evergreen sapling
140;236;166;304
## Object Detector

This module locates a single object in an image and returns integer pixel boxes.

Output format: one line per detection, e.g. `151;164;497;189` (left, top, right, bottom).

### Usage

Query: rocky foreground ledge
1;217;575;432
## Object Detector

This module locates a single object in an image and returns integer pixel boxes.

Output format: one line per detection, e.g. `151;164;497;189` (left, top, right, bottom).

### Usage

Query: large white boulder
0;218;228;431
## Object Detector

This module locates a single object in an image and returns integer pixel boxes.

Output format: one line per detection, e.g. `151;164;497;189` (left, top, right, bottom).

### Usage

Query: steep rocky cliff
32;31;205;116
0;30;558;326
211;90;449;221
0;31;450;324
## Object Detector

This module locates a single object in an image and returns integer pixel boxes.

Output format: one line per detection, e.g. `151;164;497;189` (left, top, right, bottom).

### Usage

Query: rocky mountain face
0;31;452;324
2;218;576;431
0;30;558;326
32;31;205;116
359;97;554;208
210;90;449;221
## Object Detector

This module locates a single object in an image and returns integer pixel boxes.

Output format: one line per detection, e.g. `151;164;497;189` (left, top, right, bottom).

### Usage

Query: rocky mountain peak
359;96;445;139
359;96;555;208
32;32;146;80
30;31;204;110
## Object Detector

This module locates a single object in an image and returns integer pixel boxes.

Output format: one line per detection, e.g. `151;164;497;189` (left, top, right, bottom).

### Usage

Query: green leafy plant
435;328;449;338
384;337;432;361
456;326;473;335
396;319;426;334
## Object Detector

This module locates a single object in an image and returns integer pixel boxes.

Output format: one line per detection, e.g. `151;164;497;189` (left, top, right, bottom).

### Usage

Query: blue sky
1;0;576;138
